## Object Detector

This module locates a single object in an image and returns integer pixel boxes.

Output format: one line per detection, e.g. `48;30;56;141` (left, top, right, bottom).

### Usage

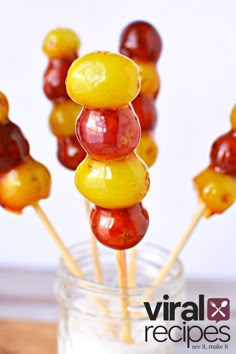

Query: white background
0;0;235;280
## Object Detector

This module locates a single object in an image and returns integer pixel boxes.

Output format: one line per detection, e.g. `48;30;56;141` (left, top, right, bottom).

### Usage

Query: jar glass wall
55;242;185;354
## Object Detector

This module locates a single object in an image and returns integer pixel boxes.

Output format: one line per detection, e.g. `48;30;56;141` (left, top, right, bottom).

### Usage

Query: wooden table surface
0;320;56;354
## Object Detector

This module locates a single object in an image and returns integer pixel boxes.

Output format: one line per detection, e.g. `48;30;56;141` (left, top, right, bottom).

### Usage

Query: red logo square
207;298;230;323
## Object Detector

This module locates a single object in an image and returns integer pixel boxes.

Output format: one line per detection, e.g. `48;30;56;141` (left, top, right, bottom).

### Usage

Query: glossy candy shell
210;130;236;176
230;105;236;131
193;167;236;216
57;135;86;170
43;58;77;102
132;95;157;130
136;132;158;167
0;121;30;173
90;203;149;250
77;105;140;160
138;62;160;98
66;52;140;109
49;100;82;137
42;28;80;60
119;20;162;62
0;92;9;123
0;158;51;213
74;153;150;209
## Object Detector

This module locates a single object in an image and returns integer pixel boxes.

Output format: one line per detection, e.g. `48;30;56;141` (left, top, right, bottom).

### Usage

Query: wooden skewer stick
33;203;111;319
84;199;104;284
145;203;206;301
33;202;84;278
128;247;137;287
116;250;133;344
84;200;113;319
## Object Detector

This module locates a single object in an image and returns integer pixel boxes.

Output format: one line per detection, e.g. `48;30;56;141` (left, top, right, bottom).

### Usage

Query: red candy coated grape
43;56;77;102
76;105;141;160
119;21;162;62
57;135;86;170
90;203;149;250
210;130;236;176
132;95;157;130
0;121;30;173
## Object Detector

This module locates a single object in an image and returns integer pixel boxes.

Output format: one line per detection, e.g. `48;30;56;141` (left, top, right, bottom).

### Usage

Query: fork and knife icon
209;300;228;318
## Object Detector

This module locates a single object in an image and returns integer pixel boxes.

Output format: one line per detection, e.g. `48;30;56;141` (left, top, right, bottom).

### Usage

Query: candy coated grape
42;28;80;60
0;158;51;213
74;153;150;209
0;92;9;123
90;203;149;250
210;130;236;176
66;51;140;109
138;62;160;98
77;105;140;160
0;121;30;173
119;20;162;62
230;105;236;131
43;58;77;101
49;100;82;137
136;132;158;167
57;135;86;170
132;95;157;130
193;167;236;216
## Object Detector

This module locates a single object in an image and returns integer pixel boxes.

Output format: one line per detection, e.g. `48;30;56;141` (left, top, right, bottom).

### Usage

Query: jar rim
57;241;184;298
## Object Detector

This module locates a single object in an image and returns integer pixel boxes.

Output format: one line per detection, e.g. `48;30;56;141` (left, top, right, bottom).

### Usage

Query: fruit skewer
0;91;84;278
119;20;162;286
119;20;162;168
66;51;150;343
42;27;85;170
146;105;236;298
42;28;103;284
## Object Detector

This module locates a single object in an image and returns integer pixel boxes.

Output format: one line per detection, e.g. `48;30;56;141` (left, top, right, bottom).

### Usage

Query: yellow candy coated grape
137;62;160;98
74;153;150;209
136;132;158;167
230;105;236;131
0;91;9;122
66;51;140;109
42;28;80;59
49;100;82;137
0;158;51;213
193;167;236;216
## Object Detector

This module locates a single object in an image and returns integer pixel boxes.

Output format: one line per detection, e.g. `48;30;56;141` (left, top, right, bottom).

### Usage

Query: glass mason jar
55;241;185;354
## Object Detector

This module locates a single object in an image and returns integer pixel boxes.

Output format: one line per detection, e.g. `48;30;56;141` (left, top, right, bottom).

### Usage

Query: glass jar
55;241;185;354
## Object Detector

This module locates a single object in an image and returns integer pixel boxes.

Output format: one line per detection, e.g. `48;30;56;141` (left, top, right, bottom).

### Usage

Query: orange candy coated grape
193;166;236;216
0;92;9;123
230;105;236;131
136;132;158;167
0;158;51;213
42;28;80;60
137;62;160;98
119;20;162;62
49;99;82;137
